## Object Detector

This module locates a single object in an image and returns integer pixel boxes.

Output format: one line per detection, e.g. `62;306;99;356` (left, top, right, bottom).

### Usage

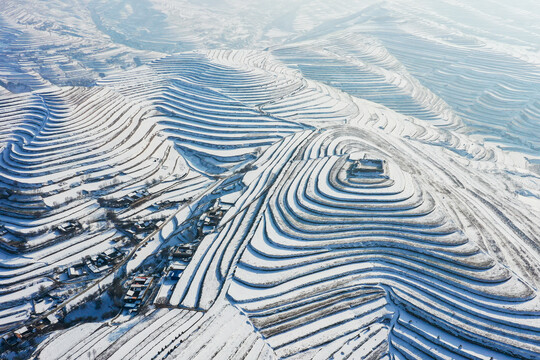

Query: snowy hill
0;1;539;359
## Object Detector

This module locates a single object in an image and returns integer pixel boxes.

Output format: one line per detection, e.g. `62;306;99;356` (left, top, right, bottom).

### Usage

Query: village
0;195;234;353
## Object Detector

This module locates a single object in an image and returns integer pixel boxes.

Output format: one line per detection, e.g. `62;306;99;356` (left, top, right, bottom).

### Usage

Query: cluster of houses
154;198;236;305
164;243;199;279
2;314;60;347
118;189;150;207
165;265;185;282
121;218;163;240
57;220;82;235
100;188;151;208
168;243;198;263
67;248;124;279
154;244;198;306
153;199;176;209
196;199;233;237
123;276;153;312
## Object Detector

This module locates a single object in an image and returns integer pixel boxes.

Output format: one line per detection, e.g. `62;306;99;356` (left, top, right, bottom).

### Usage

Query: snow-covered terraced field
272;38;462;129
99;52;307;174
0;50;314;330
36;298;275;360
0;0;539;359
165;128;540;359
228;135;540;359
267;0;540;164
0;83;204;328
352;5;540;161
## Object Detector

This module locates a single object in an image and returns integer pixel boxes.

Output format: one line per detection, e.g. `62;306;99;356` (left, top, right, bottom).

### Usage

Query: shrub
38;285;48;297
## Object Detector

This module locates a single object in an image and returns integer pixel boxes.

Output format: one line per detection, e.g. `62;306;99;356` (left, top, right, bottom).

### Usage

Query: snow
1;1;539;359
38;323;102;360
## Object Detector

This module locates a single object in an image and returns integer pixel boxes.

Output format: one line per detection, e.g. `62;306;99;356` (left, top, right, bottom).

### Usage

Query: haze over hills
0;1;539;359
